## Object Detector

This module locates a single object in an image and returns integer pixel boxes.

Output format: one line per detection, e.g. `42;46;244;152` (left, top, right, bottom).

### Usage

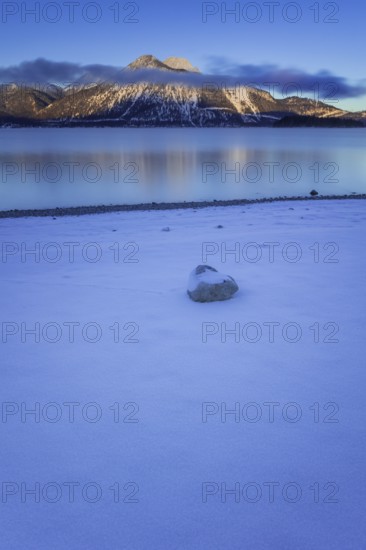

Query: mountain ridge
0;55;364;127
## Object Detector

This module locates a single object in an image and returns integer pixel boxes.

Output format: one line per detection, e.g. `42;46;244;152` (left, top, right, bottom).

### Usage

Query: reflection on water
0;128;365;210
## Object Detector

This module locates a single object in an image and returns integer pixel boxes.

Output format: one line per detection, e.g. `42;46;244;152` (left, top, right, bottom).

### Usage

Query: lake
0;127;365;211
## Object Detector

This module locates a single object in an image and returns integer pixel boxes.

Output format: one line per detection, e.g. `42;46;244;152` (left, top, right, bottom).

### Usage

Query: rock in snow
187;265;239;302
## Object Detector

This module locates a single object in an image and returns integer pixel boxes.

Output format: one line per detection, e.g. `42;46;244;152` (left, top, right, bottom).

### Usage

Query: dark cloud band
0;58;365;100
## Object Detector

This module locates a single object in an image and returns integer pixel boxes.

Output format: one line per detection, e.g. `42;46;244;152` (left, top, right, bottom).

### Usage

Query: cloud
0;58;121;85
206;56;366;99
1;57;365;101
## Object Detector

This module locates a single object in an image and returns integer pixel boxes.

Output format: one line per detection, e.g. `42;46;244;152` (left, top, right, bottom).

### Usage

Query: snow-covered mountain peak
126;55;200;73
163;57;200;73
126;55;170;71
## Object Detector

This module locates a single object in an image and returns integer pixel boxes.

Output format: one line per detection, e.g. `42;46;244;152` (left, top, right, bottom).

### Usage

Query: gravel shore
1;193;365;219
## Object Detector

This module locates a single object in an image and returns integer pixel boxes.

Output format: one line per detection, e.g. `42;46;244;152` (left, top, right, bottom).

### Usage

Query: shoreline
0;193;365;219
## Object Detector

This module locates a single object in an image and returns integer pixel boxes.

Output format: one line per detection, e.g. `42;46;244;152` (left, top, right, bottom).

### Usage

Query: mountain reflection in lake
0;127;365;210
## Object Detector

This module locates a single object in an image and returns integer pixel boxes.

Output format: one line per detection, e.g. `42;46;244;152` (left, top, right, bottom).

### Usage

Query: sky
0;0;365;111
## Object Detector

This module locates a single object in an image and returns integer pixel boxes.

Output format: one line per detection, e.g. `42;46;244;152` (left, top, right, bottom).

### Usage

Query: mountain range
0;55;364;127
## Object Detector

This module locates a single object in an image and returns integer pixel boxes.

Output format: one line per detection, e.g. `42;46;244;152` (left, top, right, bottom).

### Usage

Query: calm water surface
0;128;365;210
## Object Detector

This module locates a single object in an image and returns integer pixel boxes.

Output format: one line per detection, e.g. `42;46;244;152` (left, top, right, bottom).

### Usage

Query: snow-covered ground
1;199;366;549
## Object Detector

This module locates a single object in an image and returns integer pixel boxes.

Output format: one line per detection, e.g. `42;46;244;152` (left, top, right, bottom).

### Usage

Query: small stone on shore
187;265;239;303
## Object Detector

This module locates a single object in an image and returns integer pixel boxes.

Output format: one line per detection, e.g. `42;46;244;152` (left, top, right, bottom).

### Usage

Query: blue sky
0;0;365;111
